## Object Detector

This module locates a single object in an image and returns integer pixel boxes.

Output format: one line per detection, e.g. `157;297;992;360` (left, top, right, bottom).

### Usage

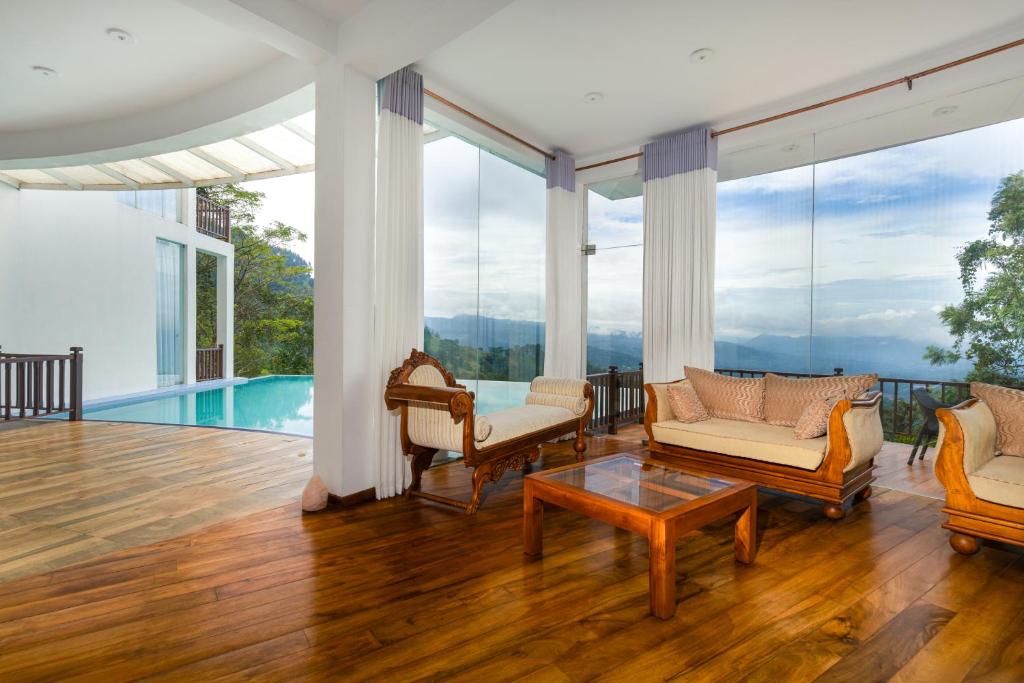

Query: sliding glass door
155;239;185;387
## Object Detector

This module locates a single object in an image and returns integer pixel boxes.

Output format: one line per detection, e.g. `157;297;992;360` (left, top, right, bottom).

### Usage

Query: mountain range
424;315;973;381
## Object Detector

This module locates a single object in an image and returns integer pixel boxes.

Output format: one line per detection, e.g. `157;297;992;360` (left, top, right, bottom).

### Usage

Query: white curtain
373;67;424;499
544;150;583;379
155;239;184;387
642;129;717;383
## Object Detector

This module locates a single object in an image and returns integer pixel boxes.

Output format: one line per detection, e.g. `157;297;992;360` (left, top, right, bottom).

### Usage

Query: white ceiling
0;0;285;134
293;0;372;23
416;0;1024;161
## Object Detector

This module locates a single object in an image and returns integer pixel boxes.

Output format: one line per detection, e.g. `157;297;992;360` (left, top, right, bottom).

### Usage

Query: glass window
586;190;643;373
118;189;180;222
155;239;185;387
715;166;813;374
714;116;1024;384
423;135;546;414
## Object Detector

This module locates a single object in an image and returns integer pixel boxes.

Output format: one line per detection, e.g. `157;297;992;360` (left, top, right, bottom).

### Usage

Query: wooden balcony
0;346;83;421
195;195;230;242
196;344;225;382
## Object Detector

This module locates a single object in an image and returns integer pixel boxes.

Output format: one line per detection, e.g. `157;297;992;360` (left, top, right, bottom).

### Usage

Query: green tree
198;184;314;376
927;171;1024;384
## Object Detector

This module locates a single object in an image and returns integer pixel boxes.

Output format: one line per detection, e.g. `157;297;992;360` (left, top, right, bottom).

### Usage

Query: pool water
80;376;529;437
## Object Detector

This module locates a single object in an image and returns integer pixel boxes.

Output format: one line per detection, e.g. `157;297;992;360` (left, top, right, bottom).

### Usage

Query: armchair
935;398;1024;554
384;350;594;513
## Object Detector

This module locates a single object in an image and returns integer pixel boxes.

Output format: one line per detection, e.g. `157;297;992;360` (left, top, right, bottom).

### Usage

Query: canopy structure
0;114;441;191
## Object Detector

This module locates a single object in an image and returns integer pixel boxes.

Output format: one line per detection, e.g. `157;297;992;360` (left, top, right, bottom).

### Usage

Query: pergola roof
0;113;443;191
0;112;316;191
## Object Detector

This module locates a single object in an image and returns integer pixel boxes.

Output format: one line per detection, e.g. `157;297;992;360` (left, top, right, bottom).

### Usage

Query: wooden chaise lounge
384;350;594;513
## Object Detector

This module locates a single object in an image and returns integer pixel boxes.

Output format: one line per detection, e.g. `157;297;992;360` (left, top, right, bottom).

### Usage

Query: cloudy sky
242;116;1024;358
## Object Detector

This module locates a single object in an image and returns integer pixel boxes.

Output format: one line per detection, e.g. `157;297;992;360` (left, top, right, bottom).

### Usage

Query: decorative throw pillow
793;394;840;439
764;373;878;427
971;382;1024;457
666;381;709;423
684;367;765;423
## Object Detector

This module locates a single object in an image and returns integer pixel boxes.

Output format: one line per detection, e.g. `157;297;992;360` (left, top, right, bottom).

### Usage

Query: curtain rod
423;88;556;160
575;36;1024;172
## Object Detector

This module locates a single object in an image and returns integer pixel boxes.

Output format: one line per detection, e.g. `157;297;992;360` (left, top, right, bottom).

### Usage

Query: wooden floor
1;424;1022;681
0;420;310;582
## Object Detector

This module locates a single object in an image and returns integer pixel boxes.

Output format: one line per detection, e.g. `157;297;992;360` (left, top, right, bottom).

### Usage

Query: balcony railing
1;346;83;421
717;367;979;441
196;195;231;242
587;364;644;434
196;344;225;382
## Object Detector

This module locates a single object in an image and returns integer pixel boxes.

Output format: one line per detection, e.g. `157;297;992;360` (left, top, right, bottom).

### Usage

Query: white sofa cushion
968;455;1024;509
652;417;827;471
477;405;576;448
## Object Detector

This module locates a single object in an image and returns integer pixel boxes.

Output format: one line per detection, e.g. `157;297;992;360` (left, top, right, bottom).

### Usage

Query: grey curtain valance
378;66;423;124
642;128;717;182
545;150;576;192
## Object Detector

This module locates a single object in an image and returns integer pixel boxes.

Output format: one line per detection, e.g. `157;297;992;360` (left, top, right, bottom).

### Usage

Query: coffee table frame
523;453;758;619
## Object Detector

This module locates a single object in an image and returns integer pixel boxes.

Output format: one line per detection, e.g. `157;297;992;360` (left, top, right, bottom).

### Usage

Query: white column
312;58;377;497
185;244;197;385
216;253;234;378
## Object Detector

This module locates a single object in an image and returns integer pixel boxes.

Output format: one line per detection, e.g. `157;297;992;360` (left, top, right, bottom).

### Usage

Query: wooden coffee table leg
734;488;758;564
649;520;675;619
523;482;543;557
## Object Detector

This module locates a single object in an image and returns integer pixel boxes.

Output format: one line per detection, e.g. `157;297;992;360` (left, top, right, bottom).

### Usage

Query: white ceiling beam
280;121;315;144
0;173;22;189
175;0;336;63
423;129;449;144
337;0;515;78
91;164;139;189
234;136;296;171
41;169;84;190
187;148;245;181
141;157;196;187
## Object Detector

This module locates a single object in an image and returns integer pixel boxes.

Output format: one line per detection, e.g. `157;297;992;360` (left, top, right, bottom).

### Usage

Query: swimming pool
80;376;530;437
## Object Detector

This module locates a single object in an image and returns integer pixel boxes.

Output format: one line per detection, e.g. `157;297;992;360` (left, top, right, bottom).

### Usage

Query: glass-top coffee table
523;453;758;619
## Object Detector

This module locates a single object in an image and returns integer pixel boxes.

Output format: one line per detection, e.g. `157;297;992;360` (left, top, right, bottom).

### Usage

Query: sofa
644;369;883;519
934;383;1024;554
384;349;594;513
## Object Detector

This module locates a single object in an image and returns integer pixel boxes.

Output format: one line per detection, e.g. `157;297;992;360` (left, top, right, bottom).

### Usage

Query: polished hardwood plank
0;424;1022;681
0;420;310;582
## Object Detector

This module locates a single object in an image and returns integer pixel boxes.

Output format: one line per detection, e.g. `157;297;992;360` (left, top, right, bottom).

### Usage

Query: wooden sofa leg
950;533;980;555
573;426;587;462
406;448;437;496
823;503;846;520
855;485;872;502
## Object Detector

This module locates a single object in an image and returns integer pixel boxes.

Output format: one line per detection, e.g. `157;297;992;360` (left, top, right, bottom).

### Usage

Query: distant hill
423;315;974;381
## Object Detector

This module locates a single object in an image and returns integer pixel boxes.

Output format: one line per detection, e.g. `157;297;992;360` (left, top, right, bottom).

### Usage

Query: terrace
2;1;1024;679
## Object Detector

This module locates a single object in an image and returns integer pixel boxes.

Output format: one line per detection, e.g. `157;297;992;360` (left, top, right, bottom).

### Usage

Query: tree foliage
198;184;314;376
927;171;1024;384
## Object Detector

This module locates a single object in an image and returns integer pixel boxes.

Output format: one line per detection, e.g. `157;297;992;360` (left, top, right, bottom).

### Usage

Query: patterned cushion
525;392;587;417
764;373;878;427
684;367;765;423
666;380;709;423
971;383;1024;457
793;395;840;439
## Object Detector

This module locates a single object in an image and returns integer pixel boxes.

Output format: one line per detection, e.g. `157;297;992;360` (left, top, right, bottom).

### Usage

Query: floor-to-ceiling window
155;239;185;387
585;187;643;373
715;116;1024;382
423;135;545;413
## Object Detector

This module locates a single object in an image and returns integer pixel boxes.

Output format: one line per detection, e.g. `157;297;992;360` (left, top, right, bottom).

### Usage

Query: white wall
0;185;233;400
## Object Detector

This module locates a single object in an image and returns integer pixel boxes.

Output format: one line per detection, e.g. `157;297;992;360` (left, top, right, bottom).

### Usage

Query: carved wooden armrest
825;391;883;475
384;384;475;422
936;399;997;484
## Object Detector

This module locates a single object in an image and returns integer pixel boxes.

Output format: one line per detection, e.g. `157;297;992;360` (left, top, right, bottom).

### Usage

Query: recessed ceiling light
932;105;958;117
31;65;59;78
689;48;714;64
781;143;800;153
106;27;135;44
583;92;604;103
